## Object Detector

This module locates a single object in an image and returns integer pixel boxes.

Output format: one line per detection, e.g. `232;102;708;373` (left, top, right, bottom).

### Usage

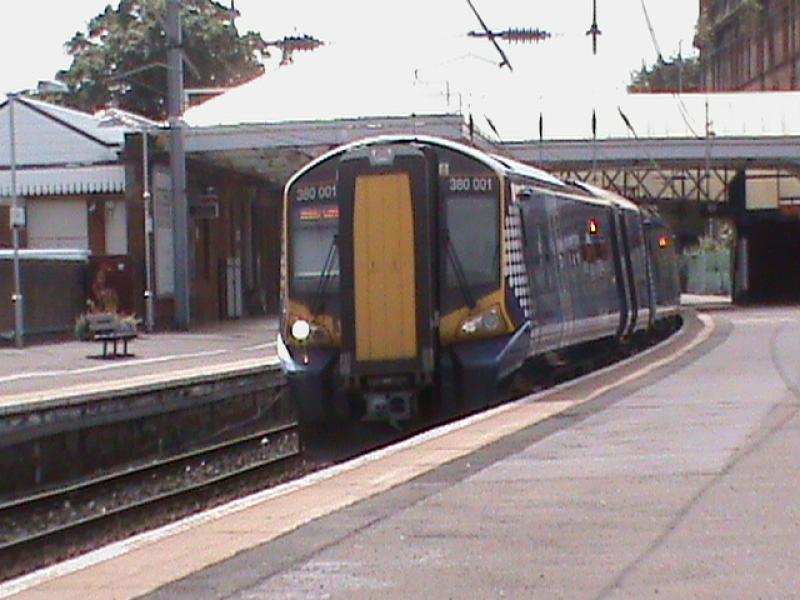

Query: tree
628;54;702;94
55;0;270;119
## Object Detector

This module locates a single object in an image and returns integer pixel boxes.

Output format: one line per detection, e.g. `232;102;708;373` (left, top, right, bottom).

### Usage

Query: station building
697;0;800;91
696;0;800;301
0;98;136;338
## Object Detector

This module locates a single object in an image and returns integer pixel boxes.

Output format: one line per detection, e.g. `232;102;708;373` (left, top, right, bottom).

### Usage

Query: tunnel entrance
744;218;800;303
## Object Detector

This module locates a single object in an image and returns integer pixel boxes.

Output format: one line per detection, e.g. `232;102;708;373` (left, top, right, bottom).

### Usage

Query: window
290;204;339;297
442;194;500;310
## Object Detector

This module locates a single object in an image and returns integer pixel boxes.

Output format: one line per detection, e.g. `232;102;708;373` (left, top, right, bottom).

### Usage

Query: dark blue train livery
277;136;680;424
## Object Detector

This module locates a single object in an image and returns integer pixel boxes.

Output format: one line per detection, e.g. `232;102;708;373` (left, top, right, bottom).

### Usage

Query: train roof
285;135;567;192
488;153;565;187
568;180;641;212
638;204;669;227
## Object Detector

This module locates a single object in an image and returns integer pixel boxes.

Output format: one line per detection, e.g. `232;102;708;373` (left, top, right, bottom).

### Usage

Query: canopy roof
185;43;800;142
0;164;125;197
0;98;142;197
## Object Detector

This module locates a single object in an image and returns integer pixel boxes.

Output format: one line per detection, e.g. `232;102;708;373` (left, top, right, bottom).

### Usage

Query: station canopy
185;40;800;145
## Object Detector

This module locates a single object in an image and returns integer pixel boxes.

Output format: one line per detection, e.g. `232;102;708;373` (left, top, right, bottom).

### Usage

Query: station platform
0;297;723;413
4;304;799;598
0;317;280;413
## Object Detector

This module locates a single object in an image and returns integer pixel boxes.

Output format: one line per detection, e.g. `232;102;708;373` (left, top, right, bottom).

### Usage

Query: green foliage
55;0;269;119
686;222;735;254
628;54;702;94
739;0;764;19
74;313;91;341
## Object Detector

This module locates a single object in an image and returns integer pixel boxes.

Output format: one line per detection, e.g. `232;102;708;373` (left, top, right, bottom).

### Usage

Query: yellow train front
278;136;527;424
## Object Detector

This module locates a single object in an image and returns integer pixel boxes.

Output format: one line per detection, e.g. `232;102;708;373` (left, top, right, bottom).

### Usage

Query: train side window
520;197;553;293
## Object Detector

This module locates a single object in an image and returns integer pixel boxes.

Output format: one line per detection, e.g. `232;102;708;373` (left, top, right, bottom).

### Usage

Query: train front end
279;137;525;425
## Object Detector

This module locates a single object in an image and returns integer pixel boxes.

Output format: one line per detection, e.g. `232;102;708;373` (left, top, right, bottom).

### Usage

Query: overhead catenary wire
617;105;675;184
464;0;514;70
639;0;663;63
638;0;702;139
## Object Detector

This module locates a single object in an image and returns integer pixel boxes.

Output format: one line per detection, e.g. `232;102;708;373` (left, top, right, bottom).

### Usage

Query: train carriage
278;135;680;425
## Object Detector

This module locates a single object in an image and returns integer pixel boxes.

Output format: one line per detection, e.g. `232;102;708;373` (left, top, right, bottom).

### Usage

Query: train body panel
511;185;621;355
279;135;680;424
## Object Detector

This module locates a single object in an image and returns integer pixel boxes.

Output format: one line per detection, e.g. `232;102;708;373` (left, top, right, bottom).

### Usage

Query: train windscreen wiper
445;230;477;310
312;235;338;314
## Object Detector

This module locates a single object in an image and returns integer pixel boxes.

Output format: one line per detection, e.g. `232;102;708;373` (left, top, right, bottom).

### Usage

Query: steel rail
0;422;299;556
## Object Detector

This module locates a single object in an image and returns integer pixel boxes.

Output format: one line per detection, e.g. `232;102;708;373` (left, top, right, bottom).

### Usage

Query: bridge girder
505;135;800;205
555;165;739;204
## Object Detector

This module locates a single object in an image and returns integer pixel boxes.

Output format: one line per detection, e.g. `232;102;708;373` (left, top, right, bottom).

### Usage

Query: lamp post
141;130;155;332
7;92;23;348
97;110;158;332
5;81;69;347
167;0;191;330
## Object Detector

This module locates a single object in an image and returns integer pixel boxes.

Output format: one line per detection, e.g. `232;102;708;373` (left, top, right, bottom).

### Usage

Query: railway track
0;317;682;583
0;422;299;579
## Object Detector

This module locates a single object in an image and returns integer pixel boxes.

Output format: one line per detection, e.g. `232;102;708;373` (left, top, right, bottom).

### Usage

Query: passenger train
277;135;680;424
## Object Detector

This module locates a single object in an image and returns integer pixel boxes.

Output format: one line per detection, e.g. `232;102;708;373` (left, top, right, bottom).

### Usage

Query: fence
680;248;732;296
0;249;89;341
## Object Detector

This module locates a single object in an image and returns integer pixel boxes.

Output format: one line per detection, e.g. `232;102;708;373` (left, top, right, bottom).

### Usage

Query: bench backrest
88;314;118;333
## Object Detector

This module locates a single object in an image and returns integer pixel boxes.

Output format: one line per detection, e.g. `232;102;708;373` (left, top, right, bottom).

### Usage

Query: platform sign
153;166;174;297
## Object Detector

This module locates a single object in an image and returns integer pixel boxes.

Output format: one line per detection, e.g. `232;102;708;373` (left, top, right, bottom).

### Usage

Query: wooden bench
87;313;137;359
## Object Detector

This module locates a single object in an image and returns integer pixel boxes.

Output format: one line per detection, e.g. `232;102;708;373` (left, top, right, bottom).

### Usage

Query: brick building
697;0;800;90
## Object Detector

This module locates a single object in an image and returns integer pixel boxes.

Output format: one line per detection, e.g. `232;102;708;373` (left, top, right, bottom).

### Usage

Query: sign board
746;177;779;210
9;206;25;228
152;166;174;297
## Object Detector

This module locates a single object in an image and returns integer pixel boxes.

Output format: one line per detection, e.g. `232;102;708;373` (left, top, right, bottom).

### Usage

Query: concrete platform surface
0;317;279;408
142;306;798;599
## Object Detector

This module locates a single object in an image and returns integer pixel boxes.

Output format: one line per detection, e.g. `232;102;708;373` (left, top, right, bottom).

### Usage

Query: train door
335;145;437;397
549;195;573;349
352;174;417;361
617;210;638;335
608;205;632;339
520;191;563;354
639;212;658;327
624;211;652;331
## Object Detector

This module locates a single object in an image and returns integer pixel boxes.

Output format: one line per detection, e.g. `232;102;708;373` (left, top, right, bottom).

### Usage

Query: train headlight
481;309;503;331
460;306;505;337
291;319;311;342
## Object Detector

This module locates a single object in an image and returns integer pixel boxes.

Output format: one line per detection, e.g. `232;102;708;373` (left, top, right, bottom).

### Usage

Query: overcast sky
1;0;699;99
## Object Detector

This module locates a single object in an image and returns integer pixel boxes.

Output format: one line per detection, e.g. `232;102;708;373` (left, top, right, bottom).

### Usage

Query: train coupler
364;391;415;428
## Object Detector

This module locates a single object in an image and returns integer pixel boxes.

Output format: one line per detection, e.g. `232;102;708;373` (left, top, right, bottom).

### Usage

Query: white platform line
0;350;230;386
242;342;277;352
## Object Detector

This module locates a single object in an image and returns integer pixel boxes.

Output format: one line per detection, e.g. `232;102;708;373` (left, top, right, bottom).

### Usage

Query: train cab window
442;195;500;309
290;204;339;297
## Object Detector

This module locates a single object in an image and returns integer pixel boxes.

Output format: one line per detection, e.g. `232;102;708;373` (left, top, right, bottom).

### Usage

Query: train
277;135;680;425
